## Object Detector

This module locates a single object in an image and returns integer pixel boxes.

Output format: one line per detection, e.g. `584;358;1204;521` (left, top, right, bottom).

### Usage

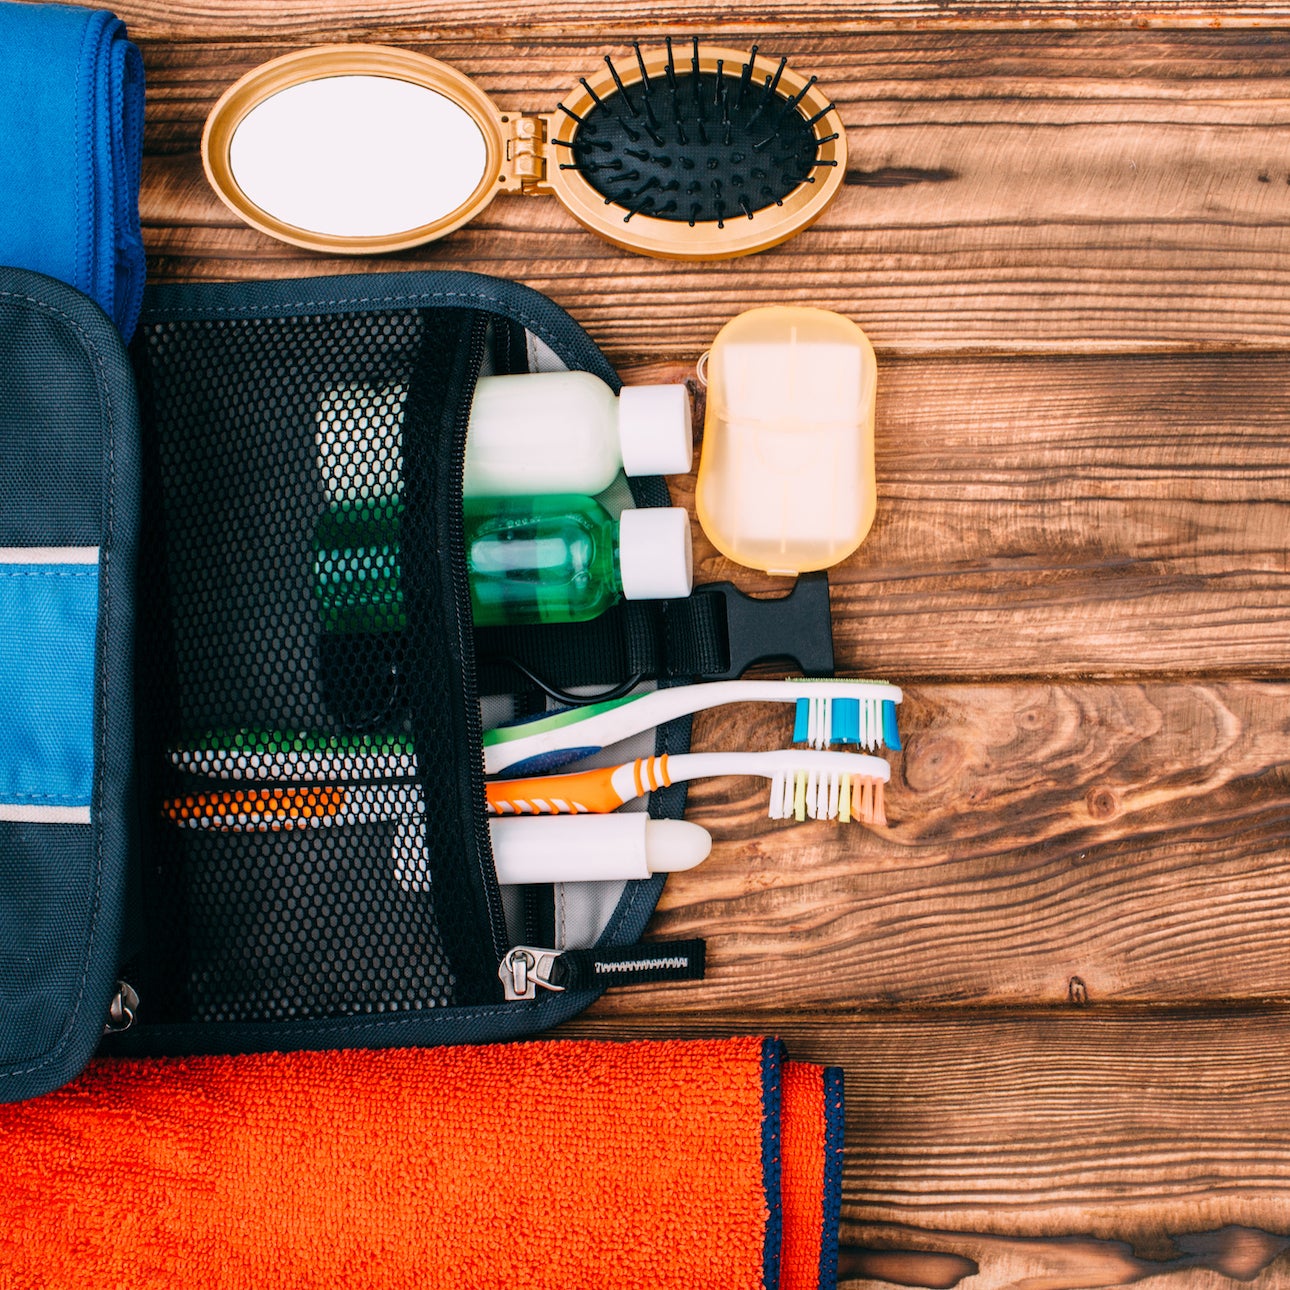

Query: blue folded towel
0;2;144;340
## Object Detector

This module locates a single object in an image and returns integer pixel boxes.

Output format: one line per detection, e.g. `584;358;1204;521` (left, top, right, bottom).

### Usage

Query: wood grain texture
109;1;1290;42
580;680;1290;1011
137;32;1290;356
119;8;1290;1267
561;1009;1290;1257
834;1224;1290;1290
618;352;1290;679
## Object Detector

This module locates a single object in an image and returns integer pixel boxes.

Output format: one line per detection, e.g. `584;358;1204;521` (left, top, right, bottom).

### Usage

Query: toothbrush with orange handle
162;785;408;830
485;749;891;825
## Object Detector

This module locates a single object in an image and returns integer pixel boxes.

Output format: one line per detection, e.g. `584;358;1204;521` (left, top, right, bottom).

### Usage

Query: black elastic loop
482;654;645;706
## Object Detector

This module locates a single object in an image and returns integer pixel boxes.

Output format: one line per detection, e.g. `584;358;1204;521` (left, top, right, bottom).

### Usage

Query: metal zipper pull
102;980;140;1034
500;947;567;1001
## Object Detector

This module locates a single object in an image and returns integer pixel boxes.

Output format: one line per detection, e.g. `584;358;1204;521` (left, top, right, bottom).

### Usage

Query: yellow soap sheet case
202;40;847;261
696;307;878;576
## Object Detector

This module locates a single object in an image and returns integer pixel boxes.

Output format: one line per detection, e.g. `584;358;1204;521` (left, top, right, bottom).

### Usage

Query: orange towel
0;1037;842;1290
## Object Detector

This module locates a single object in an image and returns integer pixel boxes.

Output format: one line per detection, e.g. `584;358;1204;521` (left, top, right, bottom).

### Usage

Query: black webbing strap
475;595;724;696
474;572;835;697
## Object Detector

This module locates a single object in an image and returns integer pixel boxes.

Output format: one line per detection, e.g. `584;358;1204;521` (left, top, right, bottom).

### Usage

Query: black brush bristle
735;47;757;111
631;44;662;135
604;56;637;115
560;39;829;225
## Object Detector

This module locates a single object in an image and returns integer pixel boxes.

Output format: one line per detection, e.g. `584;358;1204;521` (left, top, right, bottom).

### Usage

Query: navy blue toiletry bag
0;268;702;1103
0;267;141;1103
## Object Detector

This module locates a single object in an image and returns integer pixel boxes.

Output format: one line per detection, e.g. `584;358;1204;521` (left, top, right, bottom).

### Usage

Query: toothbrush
482;678;903;776
163;784;418;831
169;730;416;781
162;781;439;891
167;678;902;783
484;749;891;825
161;786;715;887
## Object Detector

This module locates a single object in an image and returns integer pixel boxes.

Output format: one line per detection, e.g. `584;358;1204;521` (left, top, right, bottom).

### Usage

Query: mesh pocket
134;310;485;1024
175;790;453;1023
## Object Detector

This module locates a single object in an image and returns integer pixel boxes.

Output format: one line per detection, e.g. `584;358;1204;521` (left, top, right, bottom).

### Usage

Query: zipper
448;313;511;969
499;947;565;1000
500;940;706;1000
102;980;140;1034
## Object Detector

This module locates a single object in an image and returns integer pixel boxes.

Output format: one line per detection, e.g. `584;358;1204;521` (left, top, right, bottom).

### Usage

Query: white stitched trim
0;546;99;565
595;956;690;974
0;803;91;824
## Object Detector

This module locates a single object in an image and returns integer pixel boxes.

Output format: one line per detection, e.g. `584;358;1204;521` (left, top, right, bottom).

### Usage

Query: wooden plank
562;1008;1290;1262
137;32;1290;356
578;680;1290;1010
832;1225;1290;1290
618;353;1290;679
111;2;1290;42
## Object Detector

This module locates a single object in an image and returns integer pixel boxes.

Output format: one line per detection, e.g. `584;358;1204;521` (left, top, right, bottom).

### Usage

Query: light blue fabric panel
0;558;99;811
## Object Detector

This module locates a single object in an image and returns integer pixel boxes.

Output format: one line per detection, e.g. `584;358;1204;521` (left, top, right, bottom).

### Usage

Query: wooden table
129;3;1290;1284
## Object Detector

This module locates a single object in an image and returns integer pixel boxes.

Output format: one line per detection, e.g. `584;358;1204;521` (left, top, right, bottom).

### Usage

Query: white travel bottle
463;370;692;497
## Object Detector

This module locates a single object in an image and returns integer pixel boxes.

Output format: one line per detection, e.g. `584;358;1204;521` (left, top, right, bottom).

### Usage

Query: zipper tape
401;306;509;1002
555;939;707;992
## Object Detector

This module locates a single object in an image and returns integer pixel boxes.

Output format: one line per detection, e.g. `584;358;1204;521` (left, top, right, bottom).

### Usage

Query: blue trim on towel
0;559;99;808
819;1066;846;1290
761;1037;785;1290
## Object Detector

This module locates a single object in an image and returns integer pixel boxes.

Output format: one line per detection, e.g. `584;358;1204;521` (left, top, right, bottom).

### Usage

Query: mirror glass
229;75;489;239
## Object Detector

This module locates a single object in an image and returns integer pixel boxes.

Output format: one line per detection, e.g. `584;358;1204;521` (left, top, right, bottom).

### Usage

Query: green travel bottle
313;494;692;633
463;494;692;626
313;496;404;636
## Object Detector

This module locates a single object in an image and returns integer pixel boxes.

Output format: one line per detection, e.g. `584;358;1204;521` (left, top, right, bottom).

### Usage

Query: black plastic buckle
691;571;835;681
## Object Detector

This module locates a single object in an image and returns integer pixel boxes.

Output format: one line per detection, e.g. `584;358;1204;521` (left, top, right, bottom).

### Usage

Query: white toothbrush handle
482;680;901;774
484;684;757;774
662;750;891;785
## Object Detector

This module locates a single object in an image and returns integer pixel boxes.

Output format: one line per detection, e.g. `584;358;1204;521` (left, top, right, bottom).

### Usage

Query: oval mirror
203;47;506;254
230;77;486;239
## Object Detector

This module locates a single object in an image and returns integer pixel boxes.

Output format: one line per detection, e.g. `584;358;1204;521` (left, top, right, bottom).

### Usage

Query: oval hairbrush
549;39;846;258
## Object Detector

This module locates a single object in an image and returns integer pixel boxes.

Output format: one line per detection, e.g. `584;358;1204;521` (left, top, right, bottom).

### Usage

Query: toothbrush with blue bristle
481;678;902;776
168;679;901;782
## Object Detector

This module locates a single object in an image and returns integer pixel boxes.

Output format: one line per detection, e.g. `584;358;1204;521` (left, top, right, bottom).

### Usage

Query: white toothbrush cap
644;819;713;873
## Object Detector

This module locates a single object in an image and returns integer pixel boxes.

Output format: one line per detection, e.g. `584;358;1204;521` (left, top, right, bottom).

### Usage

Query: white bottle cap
617;384;694;478
617;507;694;601
488;814;712;884
644;818;714;873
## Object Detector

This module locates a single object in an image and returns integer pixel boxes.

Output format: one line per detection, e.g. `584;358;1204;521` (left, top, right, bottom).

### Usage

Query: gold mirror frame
201;45;507;255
